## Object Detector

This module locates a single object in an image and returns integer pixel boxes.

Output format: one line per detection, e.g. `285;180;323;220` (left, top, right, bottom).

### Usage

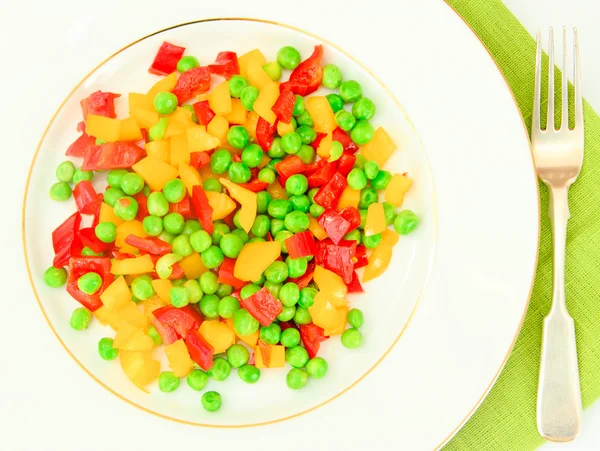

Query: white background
0;0;597;449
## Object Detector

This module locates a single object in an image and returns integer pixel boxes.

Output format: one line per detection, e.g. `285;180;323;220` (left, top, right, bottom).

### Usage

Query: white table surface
0;0;598;449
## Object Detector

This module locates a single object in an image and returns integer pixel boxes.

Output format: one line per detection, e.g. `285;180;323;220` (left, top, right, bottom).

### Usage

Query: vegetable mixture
44;41;419;412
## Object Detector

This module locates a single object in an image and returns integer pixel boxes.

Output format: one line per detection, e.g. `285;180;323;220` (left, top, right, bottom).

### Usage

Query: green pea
289;195;311;213
347;168;367;191
188;230;210;253
77;272;102;295
199;271;219;295
248;215;269;238
275;230;294;253
293;95;305;116
201;391;222;412
364;160;379;180
223;344;248;369
158;230;175;244
335;110;356;131
44;266;67;288
277;46;301;69
187;369;209;391
147;192;169;217
98;337;118;360
149;117;169;141
298;287;317;308
240;283;261;300
158;371;180;392
216;284;233;298
240;85;260;111
265;261;288;284
260;323;282;345
256;168;274;184
201;246;224;270
292;146;313;167
309;203;325;218
81;247;103;257
286;368;308;390
163;178;186;203
266;158;282;171
347;308;364;329
294;306;312;325
56;161;76;183
263;61;282;80
107;169;128;188
329;141;343;162
199;294;220;318
228;162;251;183
371;170;392;190
102;187;122;207
306;357;328;379
69;307;91;331
267;137;285;159
170;286;190;308
265;280;282;299
286;346;309;368
363;233;382;249
210;148;233;174
229;75;249;98
326;93;344;113
147;325;163;345
163;212;185;235
296;110;314;127
233;308;259;336
353;154;366;169
269;219;284;237
268;199;292;219
294;126;315;146
341;328;363;348
114;196;139;221
131;275;154;300
394;210;420;235
382;202;396;226
339;80;363;103
277;305;296;322
211;222;230;245
154;91;178;115
279;282;300;307
280;328;301;348
143;215;163;236
184;279;203;304
73;168;93;184
241;143;263;168
284;174;307;196
238;364;260;384
203;177;223;192
218;296;240;318
281;132;302;155
93;222;115;243
227;125;250;149
344;229;362;244
284;211;309;233
320;63;342;88
216;233;241;259
359;188;378;209
49;182;71;201
207;357;231;381
182;219;202;236
352;97;376;121
142;184;152;196
177;55;199;73
350;121;375;145
172;234;193;257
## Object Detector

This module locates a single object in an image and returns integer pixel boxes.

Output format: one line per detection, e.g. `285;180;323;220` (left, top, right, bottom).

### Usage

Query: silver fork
534;27;584;442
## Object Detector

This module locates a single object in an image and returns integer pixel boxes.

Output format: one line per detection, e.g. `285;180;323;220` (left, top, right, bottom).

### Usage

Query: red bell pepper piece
332;127;359;153
311;132;327;150
208;51;240;79
152;305;204;339
289;262;315;289
318;210;352;245
77;227;112;254
240;287;283;327
133;192;148;221
192;101;216;126
275;156;307;186
190;151;211;169
354;244;368;269
337;153;356;176
150;317;178;345
185;330;215;371
65;257;114;311
80;91;120;120
91;196;103;228
300;323;329;358
52;212;82;268
279;45;323;96
73;181;102;215
169;195;195;220
76;121;86;132
232;154;242;163
315;239;356;284
313;172;347;210
191;185;214;234
124;235;172;256
278;321;297;331
66;131;96;157
135;128;149;150
339;206;361;232
307;161;337;189
112;250;136;260
238;180;269;193
82;142;144;171
257;340;273;366
284;231;317;259
149;41;185;76
169;263;185;280
172;66;211;104
218;258;246;289
256;117;278;151
271;90;296;124
347;271;364;293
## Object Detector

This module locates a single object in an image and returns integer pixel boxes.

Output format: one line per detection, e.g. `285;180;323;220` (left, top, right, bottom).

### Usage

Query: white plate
21;2;539;450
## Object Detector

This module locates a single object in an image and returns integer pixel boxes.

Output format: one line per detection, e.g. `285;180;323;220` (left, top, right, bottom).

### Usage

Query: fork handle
537;186;582;442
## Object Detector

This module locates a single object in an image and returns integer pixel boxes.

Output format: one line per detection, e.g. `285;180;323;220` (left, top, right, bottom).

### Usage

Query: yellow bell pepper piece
145;139;170;163
308;216;328;240
186;125;220;151
199;321;236;354
95;300;147;331
140;295;167;321
258;154;270;169
206;191;236;220
110;255;154;275
224;99;248;125
253;82;279;124
314;265;348;305
363;230;399;283
151;279;173;303
115;220;146;253
86;115;121;142
244;111;259;141
247;59;274;90
208;80;232;115
268;345;286;368
234;241;281;281
164;121;186;138
119;117;143;141
277;120;294;137
113;323;154;351
128;92;153;113
364;203;387;237
324;307;349;336
130;106;160;129
133;157;178;191
316;132;333;159
239;49;266;78
147;72;178;99
385;174;413;207
337;187;360;210
100;276;131;310
164;339;194;377
179;162;202;195
99;202;124;227
179;252;208;279
219;178;257;233
226;318;259;347
207;115;229;144
267;180;288;199
361;127;396;167
305;97;336;133
254;345;266;369
309;292;341;330
169;133;190;167
119;350;160;391
196;93;209;102
170;107;196;127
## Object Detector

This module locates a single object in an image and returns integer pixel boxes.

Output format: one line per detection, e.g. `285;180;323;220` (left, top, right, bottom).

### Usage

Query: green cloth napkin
443;1;600;450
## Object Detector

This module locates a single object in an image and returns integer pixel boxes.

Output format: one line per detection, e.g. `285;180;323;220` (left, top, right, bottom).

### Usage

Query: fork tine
547;28;555;131
533;31;542;132
561;27;569;129
573;28;583;129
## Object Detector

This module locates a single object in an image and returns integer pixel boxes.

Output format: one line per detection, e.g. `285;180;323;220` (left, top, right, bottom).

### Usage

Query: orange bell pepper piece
132;157;179;191
186;125;220;152
385;174;413;207
364;203;387;237
179;162;202;195
316;132;333;159
253;82;279;124
208;80;232;115
308;216;328;240
206;191;236;220
119;117;143;141
361;127;396;167
199;321;236;354
246;59;273;90
234;241;281;281
179;252;208;279
86;115;121;142
169;134;190;167
151;278;173;303
145;139;170;163
363;230;400;282
224;99;248;125
147;72;178;99
207;115;229;144
337;186;360;210
99;202;124;227
239;49;266;79
220;178;257;233
305;97;336;133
